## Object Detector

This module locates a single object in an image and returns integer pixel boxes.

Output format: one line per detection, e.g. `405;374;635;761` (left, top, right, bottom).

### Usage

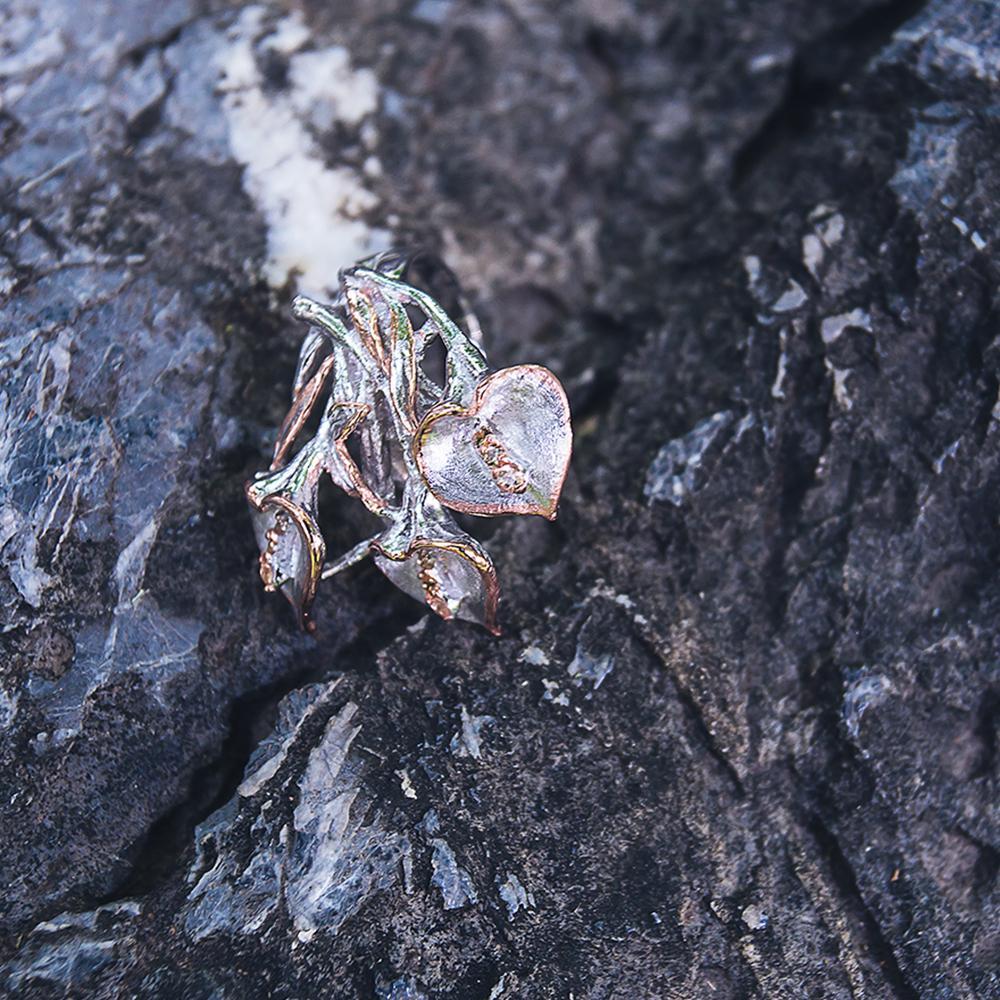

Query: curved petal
372;535;500;635
245;481;325;633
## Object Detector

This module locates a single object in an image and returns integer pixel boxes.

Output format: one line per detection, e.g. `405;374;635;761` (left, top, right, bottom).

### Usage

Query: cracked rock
1;0;998;997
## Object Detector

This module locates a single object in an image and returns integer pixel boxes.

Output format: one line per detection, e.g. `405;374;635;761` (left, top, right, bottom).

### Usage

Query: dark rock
1;0;997;997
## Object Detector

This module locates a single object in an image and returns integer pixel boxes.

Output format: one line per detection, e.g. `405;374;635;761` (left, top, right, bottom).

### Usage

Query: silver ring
246;251;573;634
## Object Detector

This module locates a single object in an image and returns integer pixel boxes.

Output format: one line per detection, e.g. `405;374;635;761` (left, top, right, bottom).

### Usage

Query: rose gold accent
244;484;326;632
271;354;336;470
387;305;418;435
346;288;386;372
415;548;451;620
328;401;389;516
414;364;572;521
473;427;528;494
371;536;501;636
260;513;286;590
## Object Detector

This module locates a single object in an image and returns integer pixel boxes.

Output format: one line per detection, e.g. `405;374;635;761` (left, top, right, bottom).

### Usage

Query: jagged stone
1;0;997;997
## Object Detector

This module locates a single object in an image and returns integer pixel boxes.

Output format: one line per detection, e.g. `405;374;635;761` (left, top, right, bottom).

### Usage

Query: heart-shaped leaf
414;365;572;520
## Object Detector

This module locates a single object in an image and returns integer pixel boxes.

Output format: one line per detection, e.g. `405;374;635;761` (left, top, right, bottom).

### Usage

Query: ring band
246;251;573;634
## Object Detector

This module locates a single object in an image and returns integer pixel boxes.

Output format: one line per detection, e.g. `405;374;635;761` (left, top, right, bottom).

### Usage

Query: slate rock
1;0;997;997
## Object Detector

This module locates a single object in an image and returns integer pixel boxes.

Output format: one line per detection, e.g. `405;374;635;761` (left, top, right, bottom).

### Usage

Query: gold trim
271;354;335;471
413;365;572;521
244;485;326;632
371;536;501;635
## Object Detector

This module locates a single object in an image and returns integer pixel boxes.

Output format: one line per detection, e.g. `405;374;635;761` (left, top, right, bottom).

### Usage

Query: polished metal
246;252;572;634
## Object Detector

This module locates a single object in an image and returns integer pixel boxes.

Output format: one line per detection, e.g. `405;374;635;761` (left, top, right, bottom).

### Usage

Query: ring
245;251;573;634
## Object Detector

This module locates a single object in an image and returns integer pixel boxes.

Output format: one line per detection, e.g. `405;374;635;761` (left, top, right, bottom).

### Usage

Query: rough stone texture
1;0;997;997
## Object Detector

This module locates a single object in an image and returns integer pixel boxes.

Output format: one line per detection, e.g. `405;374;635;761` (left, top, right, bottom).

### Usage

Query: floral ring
246;251;573;634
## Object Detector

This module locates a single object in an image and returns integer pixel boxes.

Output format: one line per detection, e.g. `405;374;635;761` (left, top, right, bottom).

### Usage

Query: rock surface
1;0;997;997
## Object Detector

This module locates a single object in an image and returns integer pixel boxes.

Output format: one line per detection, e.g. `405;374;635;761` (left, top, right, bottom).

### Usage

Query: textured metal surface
246;254;572;633
2;1;998;995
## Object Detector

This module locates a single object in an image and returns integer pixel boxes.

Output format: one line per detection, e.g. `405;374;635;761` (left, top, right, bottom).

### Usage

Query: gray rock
184;685;411;943
497;873;534;921
1;0;997;997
